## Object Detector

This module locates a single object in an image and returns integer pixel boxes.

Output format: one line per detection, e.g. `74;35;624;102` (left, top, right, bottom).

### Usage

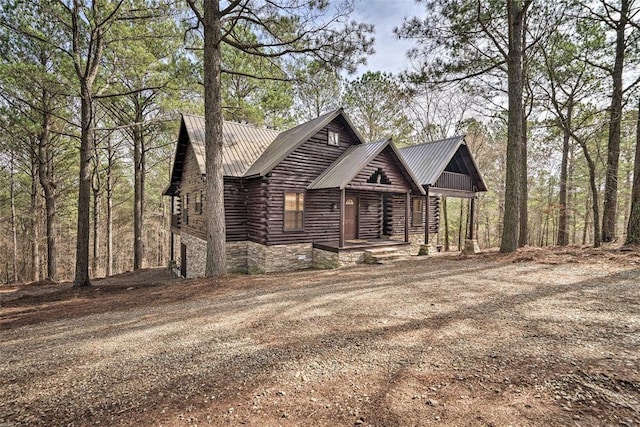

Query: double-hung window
284;192;304;231
412;197;423;227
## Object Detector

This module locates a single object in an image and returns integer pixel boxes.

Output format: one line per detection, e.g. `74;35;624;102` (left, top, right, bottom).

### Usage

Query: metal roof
243;108;364;177
308;139;425;194
182;114;280;177
399;135;487;192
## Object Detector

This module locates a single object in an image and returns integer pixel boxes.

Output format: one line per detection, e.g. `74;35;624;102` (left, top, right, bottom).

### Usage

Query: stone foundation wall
178;235;419;275
390;233;436;255
226;241;248;273
181;233;207;278
248;241;313;273
179;234;250;277
312;248;339;269
338;250;366;266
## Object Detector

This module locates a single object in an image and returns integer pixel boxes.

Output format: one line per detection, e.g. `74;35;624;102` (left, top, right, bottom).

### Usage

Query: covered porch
307;138;426;251
400;135;488;254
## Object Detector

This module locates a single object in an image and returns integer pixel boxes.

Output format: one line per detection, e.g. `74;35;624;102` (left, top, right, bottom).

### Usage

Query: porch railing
434;171;474;192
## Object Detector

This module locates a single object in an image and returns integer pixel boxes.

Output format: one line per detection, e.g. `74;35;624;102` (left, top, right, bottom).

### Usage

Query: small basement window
284;192;304;231
328;130;339;146
412;197;423;227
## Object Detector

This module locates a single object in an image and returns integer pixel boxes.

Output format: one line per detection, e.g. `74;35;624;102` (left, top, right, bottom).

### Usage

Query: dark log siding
177;148;251;242
246;178;267;244
265;117;357;245
356;192;382;239
224;178;247;241
390;195;440;237
178;144;206;240
347;147;411;193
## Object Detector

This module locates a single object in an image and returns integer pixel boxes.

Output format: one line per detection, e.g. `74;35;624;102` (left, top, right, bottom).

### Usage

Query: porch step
364;247;405;264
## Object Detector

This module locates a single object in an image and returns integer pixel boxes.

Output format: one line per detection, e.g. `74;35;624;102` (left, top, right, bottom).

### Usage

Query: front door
344;196;358;240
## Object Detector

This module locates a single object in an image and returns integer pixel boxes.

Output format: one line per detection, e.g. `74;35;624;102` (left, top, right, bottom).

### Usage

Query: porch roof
307;139;425;195
400;135;488;193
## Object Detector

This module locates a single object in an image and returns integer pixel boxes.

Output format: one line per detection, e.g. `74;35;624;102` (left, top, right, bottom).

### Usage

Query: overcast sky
350;0;424;75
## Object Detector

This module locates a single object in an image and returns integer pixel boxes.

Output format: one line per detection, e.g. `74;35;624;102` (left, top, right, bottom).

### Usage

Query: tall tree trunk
91;139;102;276
557;119;571;246
519;15;529;248
203;0;227;276
582;191;590;245
10;151;18;283
31;151;40;282
106;136;114;276
92;174;101;277
576;139;601;248
133;108;145;270
38;109;57;281
625;104;640;245
500;0;528;253
71;1;110;287
519;116;528;246
75;82;95;287
602;0;629;243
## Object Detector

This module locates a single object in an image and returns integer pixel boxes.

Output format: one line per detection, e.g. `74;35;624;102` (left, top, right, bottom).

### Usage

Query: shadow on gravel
2;259;639;426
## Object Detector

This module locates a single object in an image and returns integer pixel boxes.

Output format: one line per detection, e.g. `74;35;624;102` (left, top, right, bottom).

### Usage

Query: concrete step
377;256;412;265
364;248;404;264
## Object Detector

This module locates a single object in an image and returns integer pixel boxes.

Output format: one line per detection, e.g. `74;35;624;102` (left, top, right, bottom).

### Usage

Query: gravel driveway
1;248;639;426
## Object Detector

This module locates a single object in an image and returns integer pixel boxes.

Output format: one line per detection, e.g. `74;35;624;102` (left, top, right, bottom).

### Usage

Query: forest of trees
1;0;639;284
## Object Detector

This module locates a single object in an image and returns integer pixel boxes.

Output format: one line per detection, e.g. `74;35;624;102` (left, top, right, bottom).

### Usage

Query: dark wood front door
344;196;358;240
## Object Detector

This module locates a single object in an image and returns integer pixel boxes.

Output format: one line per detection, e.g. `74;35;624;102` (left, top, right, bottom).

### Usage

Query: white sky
351;0;424;75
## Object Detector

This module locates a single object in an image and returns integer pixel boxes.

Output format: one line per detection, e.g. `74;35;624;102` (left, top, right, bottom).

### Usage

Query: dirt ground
1;246;639;426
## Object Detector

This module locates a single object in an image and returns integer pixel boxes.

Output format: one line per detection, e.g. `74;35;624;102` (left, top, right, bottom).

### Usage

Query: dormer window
328;131;339;146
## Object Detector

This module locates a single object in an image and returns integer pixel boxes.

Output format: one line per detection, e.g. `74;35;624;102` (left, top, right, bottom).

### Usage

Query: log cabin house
164;108;486;277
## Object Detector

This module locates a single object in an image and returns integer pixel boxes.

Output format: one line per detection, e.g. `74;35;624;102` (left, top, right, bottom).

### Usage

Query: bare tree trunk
501;0;529;253
75;82;95;287
625;104;640;245
575;139;601;248
10;151;18;283
133;111;145;270
203;0;227;276
106;136;115;276
519;117;528;246
582;191;590;245
602;0;629;243
71;1;114;287
92;182;101;276
518;8;530;248
38;111;57;281
557;123;571;246
31;152;40;282
91;141;102;277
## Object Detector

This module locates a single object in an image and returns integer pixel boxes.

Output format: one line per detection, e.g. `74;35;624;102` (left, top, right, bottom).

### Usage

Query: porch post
169;196;175;260
468;196;476;240
339;188;345;248
405;192;410;243
424;187;429;244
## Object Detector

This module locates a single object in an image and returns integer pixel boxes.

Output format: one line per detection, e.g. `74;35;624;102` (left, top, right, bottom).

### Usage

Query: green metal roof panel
243;108;346;177
308;139;425;195
308;140;388;189
182;114;280;178
399;135;487;192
